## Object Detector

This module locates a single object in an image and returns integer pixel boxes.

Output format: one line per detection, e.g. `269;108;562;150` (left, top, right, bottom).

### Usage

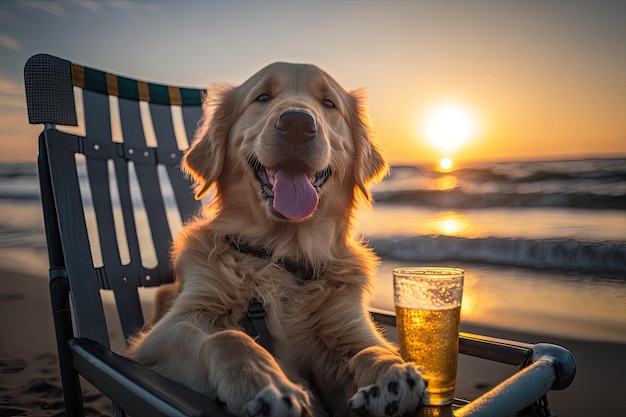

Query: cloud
105;0;159;14
0;73;40;162
16;0;65;17
0;74;27;108
72;0;102;13
0;33;22;51
0;9;17;21
9;0;160;19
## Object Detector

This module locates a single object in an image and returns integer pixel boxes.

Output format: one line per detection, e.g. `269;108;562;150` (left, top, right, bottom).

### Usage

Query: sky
1;0;625;166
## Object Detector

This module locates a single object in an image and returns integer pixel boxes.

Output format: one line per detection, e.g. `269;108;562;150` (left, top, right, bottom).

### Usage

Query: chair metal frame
26;53;575;417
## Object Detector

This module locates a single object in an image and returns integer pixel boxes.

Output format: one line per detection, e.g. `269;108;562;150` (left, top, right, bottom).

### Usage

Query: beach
1;265;625;416
1;158;625;416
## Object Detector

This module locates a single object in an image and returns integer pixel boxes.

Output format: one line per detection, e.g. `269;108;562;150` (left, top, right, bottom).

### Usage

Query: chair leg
513;395;553;417
113;402;126;417
40;133;85;416
50;269;84;417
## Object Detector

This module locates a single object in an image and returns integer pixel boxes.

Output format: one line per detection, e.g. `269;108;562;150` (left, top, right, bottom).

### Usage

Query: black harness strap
227;236;318;282
245;299;274;355
227;235;320;355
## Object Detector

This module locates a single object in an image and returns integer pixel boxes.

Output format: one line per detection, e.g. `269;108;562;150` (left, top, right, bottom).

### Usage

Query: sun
425;103;477;153
439;157;453;171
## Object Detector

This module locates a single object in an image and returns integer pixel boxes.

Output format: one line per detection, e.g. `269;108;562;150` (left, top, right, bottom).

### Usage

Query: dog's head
183;62;387;223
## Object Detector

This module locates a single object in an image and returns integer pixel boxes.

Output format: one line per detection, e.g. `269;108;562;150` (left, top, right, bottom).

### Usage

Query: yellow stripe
71;64;85;88
106;73;118;96
137;81;150;101
168;86;182;106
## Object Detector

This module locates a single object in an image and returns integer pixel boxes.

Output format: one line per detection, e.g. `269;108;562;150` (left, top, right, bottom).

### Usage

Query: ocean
365;158;626;274
0;158;625;343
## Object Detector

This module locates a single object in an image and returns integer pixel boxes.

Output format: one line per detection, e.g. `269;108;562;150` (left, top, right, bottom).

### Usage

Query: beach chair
25;53;575;417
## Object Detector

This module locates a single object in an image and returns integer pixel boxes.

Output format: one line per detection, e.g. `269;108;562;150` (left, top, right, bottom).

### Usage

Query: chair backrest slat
84;89;113;138
130;162;172;278
149;103;179;149
45;129;111;348
182;106;202;148
167;161;199;223
118;98;148;148
149;102;199;227
86;158;124;270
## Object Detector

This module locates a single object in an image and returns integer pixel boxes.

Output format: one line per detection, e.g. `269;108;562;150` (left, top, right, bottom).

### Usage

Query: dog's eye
322;99;336;109
256;93;271;103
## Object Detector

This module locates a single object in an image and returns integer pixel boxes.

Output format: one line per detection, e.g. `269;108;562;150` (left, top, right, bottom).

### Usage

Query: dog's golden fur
127;63;425;417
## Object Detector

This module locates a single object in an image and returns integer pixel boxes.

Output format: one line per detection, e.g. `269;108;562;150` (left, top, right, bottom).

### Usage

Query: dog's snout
276;110;317;145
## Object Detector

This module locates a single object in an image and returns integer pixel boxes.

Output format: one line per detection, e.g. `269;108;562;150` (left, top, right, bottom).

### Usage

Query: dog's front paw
349;363;426;417
243;384;312;417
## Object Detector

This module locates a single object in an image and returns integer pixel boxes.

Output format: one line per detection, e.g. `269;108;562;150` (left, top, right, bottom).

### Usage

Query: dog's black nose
276;110;317;145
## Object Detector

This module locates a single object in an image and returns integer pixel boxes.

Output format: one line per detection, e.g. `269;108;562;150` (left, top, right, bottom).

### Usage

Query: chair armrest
454;333;575;416
371;310;575;383
372;310;533;364
68;338;235;417
458;332;532;365
370;310;576;416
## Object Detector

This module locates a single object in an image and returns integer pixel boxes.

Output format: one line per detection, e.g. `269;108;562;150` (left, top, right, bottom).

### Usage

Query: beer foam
394;274;463;310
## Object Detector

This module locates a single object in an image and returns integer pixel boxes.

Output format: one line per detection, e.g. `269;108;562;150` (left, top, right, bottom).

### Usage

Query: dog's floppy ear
182;84;235;199
349;89;388;201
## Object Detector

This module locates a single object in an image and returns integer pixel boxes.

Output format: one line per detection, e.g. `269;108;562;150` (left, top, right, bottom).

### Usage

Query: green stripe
79;66;204;106
179;87;204;106
148;83;169;104
83;67;108;95
117;76;140;101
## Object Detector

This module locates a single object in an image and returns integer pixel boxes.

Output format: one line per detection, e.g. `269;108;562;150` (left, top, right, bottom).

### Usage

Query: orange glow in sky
1;2;625;164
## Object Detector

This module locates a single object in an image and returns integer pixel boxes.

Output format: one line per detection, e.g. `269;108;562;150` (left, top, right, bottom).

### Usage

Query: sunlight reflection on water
372;260;626;343
358;204;626;242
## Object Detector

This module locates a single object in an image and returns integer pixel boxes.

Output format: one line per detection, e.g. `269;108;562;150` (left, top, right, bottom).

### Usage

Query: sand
1;268;624;416
0;270;112;416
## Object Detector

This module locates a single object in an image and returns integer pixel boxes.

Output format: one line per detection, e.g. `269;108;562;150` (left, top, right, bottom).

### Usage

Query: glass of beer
393;267;464;406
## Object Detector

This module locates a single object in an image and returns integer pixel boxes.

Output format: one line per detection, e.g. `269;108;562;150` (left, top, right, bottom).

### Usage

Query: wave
373;189;626;210
452;162;626;184
373;158;626;209
0;181;40;200
0;163;40;200
0;163;38;178
369;235;626;275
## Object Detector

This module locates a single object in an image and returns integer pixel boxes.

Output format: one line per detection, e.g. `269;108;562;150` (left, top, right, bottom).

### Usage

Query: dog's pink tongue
273;170;318;220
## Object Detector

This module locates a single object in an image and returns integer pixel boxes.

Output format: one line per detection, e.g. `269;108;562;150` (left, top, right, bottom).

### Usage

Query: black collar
226;236;319;282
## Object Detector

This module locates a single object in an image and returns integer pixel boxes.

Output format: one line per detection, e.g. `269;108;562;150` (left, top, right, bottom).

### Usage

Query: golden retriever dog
127;62;426;416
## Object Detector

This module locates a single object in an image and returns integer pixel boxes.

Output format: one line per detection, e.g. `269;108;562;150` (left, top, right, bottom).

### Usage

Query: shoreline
372;258;626;344
1;268;625;416
2;238;625;345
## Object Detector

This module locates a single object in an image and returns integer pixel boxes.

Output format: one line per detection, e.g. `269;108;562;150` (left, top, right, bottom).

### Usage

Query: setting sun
439;157;453;171
425;103;477;153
